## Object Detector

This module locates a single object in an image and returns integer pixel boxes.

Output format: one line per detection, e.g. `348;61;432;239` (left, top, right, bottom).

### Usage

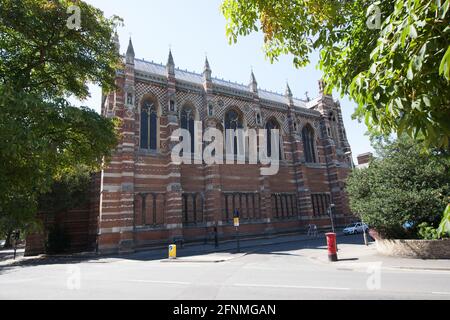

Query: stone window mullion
152;193;157;225
192;194;197;224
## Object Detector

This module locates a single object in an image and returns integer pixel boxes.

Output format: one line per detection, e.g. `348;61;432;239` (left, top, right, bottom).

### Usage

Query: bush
346;136;450;239
418;205;450;240
418;222;440;240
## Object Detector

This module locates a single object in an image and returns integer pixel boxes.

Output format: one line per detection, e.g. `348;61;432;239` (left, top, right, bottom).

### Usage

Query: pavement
0;248;25;263
162;252;247;263
302;241;450;272
0;232;323;266
1;232;450;271
1;233;450;299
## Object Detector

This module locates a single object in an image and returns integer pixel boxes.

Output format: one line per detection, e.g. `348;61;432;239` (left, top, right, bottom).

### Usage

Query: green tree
0;0;121;242
221;0;450;148
346;135;450;239
0;0;121;97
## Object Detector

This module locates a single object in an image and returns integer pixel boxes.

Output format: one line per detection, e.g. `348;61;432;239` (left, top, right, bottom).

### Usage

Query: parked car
343;222;369;235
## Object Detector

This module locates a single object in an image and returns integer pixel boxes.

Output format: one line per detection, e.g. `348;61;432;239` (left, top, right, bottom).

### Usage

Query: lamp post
345;151;369;246
362;222;369;246
328;204;336;234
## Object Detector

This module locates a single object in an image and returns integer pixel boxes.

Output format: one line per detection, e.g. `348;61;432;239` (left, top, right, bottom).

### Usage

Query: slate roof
131;57;313;110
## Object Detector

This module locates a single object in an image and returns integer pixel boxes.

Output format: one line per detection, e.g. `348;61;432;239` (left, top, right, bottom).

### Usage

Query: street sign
233;216;241;253
168;244;177;259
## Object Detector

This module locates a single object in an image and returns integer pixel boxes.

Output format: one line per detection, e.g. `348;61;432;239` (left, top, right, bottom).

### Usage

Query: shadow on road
336;258;359;262
0;234;372;273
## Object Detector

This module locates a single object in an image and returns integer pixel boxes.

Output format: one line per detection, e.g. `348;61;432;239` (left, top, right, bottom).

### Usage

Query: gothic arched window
208;103;214;117
224;109;243;156
265;119;282;160
256;113;262;126
302;125;316;163
328;112;339;142
140;99;158;151
180;105;195;154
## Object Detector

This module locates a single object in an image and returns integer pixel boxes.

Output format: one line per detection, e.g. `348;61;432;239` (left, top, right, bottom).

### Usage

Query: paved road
0;235;449;300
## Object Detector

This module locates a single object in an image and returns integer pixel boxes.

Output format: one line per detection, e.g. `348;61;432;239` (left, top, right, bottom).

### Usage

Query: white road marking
129;280;351;291
233;283;351;291
386;267;450;274
0;278;39;284
432;291;450;295
128;279;191;285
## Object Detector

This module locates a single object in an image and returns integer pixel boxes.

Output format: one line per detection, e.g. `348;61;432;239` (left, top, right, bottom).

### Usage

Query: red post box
326;233;338;262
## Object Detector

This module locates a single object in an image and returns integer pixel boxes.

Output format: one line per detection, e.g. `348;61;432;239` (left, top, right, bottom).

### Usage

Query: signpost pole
362;222;369;246
236;226;240;253
234;209;240;253
214;225;219;248
12;230;20;260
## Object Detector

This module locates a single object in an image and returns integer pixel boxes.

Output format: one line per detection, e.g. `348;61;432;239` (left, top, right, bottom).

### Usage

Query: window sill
138;149;161;156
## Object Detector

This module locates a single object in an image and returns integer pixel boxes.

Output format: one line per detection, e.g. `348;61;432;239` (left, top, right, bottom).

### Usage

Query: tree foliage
221;0;450;149
38;165;93;216
346;136;450;239
0;0;121;237
437;204;450;237
0;0;122;97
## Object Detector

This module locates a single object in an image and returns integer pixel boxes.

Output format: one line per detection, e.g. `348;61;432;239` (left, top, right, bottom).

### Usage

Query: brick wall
94;63;356;254
27;47;356;255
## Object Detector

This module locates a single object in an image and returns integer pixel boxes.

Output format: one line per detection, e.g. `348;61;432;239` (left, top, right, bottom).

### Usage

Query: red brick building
92;36;354;254
26;37;355;256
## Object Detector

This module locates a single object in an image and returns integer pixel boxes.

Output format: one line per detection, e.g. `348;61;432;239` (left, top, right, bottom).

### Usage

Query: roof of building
131;57;314;110
357;152;374;158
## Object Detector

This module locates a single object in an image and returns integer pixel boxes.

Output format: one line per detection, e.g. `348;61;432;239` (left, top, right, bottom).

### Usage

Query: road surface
1;235;449;300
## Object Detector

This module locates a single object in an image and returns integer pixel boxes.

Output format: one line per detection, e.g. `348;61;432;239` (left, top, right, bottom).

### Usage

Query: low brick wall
376;239;450;259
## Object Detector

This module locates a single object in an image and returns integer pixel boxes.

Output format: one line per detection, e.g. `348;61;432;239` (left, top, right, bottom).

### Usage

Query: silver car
343;222;369;235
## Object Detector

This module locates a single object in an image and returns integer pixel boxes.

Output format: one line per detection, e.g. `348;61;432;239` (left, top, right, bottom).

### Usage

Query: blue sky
79;0;374;160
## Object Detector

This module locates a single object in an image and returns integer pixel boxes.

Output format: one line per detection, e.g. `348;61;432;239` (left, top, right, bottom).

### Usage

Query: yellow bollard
168;244;177;259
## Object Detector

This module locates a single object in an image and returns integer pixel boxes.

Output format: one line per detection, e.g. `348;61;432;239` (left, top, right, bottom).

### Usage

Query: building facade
92;37;354;254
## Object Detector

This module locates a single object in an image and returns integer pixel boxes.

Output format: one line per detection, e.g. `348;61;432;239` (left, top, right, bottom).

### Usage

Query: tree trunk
3;230;13;249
